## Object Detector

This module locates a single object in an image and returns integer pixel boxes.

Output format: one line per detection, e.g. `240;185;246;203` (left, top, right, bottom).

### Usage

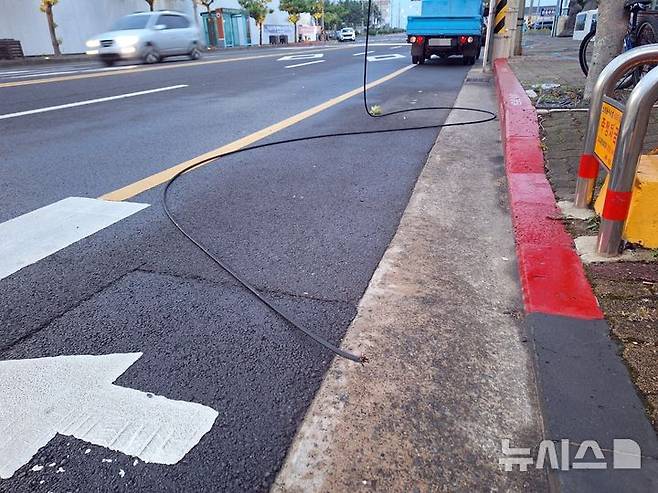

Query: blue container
407;0;484;36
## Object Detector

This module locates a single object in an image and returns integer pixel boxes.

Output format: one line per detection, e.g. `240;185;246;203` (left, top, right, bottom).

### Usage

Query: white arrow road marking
367;53;406;62
285;60;325;69
277;53;324;61
0;197;148;281
0;85;187;120
0;353;218;479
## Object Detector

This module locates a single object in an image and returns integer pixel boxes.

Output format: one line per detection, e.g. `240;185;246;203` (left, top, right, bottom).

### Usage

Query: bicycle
579;0;658;86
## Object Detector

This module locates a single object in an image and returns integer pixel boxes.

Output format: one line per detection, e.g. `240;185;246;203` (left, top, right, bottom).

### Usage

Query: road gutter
272;69;547;491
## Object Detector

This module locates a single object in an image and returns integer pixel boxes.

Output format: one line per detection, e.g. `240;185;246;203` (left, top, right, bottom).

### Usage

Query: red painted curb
494;59;603;320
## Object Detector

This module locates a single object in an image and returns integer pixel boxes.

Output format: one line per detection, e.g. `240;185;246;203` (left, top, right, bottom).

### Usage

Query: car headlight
115;35;139;48
86;39;100;48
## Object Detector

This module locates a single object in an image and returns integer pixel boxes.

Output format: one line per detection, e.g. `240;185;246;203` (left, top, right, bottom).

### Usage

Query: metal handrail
574;44;658;208
597;64;658;255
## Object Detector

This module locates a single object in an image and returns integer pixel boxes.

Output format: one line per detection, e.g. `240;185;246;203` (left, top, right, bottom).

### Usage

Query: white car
337;28;356;42
86;11;201;66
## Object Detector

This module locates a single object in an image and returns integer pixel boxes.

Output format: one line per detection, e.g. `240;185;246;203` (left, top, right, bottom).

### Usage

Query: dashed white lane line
0;197;149;281
0;65;145;80
284;60;326;69
0;84;187;120
389;45;406;50
353;51;374;56
2;70;79;79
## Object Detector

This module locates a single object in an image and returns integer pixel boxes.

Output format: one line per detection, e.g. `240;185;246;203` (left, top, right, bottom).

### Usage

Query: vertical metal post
483;0;497;72
514;0;526;56
597;65;658;256
574;45;658;209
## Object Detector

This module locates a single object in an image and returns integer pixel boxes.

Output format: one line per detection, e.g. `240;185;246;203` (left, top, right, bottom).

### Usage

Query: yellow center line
99;64;415;202
0;45;361;89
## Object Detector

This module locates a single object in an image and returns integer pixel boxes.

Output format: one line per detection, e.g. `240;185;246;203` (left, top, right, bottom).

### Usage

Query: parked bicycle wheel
579;29;596;76
633;20;658;83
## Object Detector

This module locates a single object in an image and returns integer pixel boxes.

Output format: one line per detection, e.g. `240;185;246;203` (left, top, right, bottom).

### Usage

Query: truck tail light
415;36;424;44
459;36;474;45
409;36;416;43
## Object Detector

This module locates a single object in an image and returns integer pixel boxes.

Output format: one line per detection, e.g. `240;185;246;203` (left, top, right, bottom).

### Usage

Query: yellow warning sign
594;101;623;170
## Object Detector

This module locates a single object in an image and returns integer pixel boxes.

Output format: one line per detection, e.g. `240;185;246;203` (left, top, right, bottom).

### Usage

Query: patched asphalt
0;44;469;490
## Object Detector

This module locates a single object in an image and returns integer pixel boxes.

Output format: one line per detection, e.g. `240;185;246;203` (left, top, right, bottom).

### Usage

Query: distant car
532;18;554;30
337;27;356;42
85;11;201;66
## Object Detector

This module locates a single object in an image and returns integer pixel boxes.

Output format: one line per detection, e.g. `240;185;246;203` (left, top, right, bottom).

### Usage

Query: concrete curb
493;58;603;320
495;58;658;490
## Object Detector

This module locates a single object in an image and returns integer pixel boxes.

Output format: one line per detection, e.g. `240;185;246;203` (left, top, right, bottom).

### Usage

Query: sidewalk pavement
508;33;658;436
273;69;548;492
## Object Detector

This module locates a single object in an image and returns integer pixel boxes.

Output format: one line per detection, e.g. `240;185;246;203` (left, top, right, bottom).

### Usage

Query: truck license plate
429;38;452;47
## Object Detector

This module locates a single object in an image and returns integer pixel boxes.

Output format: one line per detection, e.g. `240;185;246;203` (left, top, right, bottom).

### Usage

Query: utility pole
514;0;526;55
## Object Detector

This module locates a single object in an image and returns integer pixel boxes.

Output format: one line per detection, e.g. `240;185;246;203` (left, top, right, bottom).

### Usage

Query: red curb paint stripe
578;154;599;179
517;244;604;319
602;189;632;221
494;59;604;320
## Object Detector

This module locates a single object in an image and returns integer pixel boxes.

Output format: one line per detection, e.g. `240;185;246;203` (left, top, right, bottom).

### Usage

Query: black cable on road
163;2;497;363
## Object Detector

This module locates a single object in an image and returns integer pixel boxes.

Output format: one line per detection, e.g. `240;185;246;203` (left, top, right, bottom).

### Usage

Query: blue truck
406;0;485;65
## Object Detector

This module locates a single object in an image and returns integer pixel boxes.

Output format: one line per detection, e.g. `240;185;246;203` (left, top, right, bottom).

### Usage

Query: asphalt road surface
0;39;470;491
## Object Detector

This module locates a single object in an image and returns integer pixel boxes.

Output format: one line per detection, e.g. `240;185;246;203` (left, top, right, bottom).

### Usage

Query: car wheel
189;47;202;60
102;59;115;67
143;47;160;64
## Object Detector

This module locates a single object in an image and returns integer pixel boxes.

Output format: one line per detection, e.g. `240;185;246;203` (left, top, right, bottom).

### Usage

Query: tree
280;0;310;42
40;0;61;56
239;0;273;45
583;0;629;100
144;0;155;11
197;0;215;14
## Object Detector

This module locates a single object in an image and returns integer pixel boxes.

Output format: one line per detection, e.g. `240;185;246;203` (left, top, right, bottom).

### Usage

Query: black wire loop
162;2;497;363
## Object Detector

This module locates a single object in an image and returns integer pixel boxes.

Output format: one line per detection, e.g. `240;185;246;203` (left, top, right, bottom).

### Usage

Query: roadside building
0;0;302;56
389;0;421;29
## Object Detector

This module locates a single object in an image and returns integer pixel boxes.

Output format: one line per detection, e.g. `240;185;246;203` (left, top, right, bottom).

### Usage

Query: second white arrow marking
285;60;325;69
367;53;406;62
277;53;324;61
0;353;218;480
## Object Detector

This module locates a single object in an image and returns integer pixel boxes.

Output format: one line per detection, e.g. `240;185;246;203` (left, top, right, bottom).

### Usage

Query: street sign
594;100;623;169
0;352;218;480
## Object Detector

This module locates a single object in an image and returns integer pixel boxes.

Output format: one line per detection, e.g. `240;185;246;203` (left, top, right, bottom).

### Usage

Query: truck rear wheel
412;55;420;64
463;55;476;65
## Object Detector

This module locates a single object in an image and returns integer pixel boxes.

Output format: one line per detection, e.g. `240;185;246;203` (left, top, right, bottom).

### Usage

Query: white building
389;0;421;30
0;0;304;56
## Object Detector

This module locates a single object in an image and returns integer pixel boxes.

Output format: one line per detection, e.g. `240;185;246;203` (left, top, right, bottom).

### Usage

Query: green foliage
238;0;272;25
279;0;310;24
39;0;58;13
324;1;382;30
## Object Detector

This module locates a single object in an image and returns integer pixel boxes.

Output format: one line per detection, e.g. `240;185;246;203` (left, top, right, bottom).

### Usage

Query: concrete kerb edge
493;57;603;321
495;57;658;490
